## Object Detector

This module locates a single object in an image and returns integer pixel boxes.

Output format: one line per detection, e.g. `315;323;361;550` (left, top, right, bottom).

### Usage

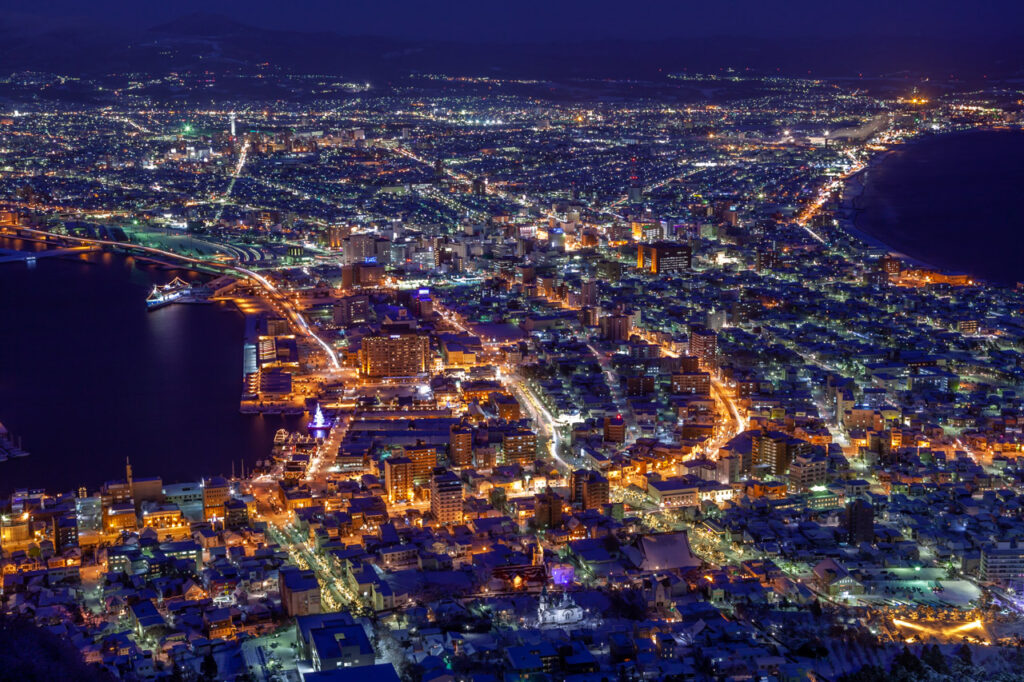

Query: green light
183;124;193;133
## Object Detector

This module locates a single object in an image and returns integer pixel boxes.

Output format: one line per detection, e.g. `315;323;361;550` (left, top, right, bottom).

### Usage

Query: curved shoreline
838;126;1024;282
838;149;942;270
0;242;289;495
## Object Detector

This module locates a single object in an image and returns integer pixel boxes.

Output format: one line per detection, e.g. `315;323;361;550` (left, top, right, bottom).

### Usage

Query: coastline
836;148;942;270
835;130;1002;279
0;240;290;495
835;147;937;270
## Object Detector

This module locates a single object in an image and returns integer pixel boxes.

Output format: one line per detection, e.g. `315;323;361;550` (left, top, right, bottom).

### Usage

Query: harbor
0;238;297;492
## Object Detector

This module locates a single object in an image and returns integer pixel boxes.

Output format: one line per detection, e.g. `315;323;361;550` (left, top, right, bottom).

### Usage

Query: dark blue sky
8;0;1024;41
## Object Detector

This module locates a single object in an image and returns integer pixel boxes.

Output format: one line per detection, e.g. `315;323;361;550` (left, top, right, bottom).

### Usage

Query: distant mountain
0;12;1021;82
149;12;251;38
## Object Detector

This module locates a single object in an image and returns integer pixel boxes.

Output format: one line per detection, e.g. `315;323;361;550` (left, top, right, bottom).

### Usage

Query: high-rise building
449;423;474;467
603;415;626;443
502;430;537;466
430;468;463;526
333;295;369;326
637;242;692;274
361;331;429;378
600;314;631;342
580;279;598;307
789;454;828;493
402;443;438;486
533;490;563;529
384;457;413;503
670;372;710;395
688;326;718;370
846;498;875;544
981;542;1024;583
754;431;797;476
53;514;78;550
571;470;610;510
327;224;351;250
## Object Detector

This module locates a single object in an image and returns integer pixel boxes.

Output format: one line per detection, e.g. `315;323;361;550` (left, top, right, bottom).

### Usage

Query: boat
146;277;192;310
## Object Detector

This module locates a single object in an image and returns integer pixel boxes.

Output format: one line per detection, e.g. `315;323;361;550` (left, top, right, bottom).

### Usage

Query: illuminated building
361;331;429;378
0;513;31;547
279;566;321;617
449;423;474;467
637;242;692;274
533;490;563;529
224;498;249;529
104;503;138;533
429;468;463;526
981;542;1024;583
688;326;718;370
327;224;350;249
203;476;231;521
580;279;598;307
788;454;828;493
332;294;369;326
384;457;413;503
402;443;439;485
571;469;609;510
603;415;626;443
754;432;794;476
631;221;663;242
491;393;521;421
141;503;185;532
75;495;103;533
670;372;710;395
502;430;537;466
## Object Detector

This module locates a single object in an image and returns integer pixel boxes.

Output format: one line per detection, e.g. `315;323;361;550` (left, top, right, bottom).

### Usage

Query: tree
955;642;973;666
200;653;218;681
921;643;949;674
838;665;889;682
890;645;925;679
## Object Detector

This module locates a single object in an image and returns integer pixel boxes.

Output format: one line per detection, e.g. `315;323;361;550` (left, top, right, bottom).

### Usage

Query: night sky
6;0;1024;41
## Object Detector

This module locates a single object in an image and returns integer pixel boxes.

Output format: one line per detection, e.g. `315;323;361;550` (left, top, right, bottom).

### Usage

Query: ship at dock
146;276;192;310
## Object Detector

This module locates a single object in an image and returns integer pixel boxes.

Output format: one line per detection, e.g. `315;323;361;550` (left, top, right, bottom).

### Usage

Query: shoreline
0;239;278;496
836;148;943;270
835;127;1024;282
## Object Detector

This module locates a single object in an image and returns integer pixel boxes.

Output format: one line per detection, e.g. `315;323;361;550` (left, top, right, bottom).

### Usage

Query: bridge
0;246;99;264
5;226;342;370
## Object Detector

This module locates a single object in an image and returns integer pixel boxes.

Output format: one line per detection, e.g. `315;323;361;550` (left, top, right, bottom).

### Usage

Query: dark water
855;128;1024;285
0;238;300;495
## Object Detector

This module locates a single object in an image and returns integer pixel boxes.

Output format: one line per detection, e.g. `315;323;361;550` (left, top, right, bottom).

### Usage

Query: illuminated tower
229;112;237;138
